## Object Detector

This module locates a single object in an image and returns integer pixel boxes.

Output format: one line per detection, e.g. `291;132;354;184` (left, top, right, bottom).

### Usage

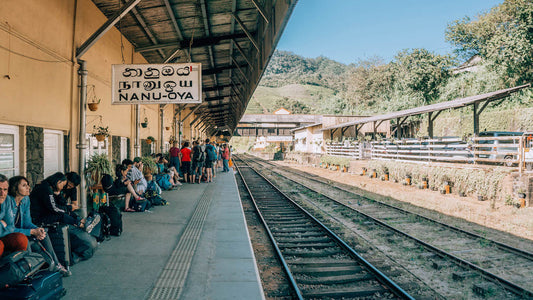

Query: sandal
124;208;135;212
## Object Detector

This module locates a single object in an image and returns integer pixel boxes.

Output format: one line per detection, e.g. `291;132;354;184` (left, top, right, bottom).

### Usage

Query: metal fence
325;135;532;169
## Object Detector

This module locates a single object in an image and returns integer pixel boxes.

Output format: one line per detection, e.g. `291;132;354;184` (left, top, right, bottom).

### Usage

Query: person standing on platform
179;141;192;183
222;144;230;172
169;141;181;177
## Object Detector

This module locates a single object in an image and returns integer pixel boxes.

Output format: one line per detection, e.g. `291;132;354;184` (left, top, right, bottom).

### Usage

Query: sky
277;0;503;64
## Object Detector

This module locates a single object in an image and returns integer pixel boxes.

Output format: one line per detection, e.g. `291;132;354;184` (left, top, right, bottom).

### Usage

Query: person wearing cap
129;157;147;195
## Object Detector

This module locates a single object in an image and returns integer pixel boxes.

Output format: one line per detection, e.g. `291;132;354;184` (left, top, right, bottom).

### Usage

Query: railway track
235;161;414;299
236;154;533;299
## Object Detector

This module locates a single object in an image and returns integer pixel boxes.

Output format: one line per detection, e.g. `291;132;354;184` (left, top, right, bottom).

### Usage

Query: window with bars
0;125;19;178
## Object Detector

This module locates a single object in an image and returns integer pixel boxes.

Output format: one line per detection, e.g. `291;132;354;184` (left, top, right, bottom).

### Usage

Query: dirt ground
275;160;533;241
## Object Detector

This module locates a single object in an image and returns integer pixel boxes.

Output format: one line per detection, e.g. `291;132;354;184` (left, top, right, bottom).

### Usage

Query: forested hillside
247;0;533;134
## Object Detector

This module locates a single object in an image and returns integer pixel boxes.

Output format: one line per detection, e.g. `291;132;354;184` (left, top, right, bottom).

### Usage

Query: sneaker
56;264;72;277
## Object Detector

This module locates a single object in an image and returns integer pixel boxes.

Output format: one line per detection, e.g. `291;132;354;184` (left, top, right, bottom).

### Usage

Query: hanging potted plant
141;117;148;128
88;98;101;111
146;136;155;144
165;126;170;131
93;125;109;142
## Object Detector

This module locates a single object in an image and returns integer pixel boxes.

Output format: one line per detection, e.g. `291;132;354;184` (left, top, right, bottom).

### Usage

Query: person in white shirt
128;157;147;195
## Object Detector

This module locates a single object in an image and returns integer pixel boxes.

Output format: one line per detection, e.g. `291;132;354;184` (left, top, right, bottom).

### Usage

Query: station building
1;0;297;217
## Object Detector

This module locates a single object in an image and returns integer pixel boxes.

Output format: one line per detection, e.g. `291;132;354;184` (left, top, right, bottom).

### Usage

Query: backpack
155;174;172;190
99;205;122;236
85;211;110;242
195;147;205;162
0;251;46;287
101;174;114;192
129;198;151;212
206;145;216;161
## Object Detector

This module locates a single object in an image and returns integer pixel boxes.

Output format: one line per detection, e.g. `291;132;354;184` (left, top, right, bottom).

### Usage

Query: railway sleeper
278;242;337;249
271;227;323;234
275;231;326;237
291;264;364;276
472;282;499;297
301;285;388;299
452;271;479;281
276;236;331;243
295;272;374;285
270;222;314;228
282;248;342;257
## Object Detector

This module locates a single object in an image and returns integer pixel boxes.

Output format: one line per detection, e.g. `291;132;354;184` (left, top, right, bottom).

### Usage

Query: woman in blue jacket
4;175;70;276
0;174;28;257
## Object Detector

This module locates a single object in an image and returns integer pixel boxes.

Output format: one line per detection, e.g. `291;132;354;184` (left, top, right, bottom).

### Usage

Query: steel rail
240;155;533;298
234;157;414;300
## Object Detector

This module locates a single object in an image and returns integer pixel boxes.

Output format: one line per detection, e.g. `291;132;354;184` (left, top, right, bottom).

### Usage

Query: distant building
273;107;291;115
452;54;483;74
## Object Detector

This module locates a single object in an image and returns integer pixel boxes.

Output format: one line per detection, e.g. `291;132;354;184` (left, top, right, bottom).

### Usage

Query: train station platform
62;170;265;300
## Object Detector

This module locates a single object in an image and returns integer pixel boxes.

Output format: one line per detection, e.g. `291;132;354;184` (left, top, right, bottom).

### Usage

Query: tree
446;0;533;85
391;49;455;105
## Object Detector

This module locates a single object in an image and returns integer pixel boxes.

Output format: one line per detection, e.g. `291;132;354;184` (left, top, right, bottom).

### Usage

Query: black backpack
99;205;122;236
101;174;114;192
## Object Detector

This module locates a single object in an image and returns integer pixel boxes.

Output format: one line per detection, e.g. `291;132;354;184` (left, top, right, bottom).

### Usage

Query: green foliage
229;136;256;153
146;136;155;142
140;156;157;175
86;153;114;184
320;155;351;167
446;0;533;85
368;160;510;200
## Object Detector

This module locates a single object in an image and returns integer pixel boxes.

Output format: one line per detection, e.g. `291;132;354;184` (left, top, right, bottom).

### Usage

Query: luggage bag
0;270;66;300
46;224;71;267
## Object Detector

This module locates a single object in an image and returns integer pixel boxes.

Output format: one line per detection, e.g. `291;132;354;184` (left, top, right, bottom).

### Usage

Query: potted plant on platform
86;153;113;186
146;136;155;144
93;125;109;142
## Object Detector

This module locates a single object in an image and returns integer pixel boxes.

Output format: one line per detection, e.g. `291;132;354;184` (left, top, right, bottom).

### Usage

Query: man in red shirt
179;141;192;183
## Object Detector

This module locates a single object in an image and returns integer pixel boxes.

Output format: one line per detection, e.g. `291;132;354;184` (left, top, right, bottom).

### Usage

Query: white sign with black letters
111;63;202;104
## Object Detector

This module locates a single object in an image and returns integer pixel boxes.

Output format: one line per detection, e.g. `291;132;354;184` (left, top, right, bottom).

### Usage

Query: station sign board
111;63;202;104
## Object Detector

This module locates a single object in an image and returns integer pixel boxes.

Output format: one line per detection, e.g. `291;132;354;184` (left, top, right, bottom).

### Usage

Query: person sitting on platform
128;157;147;196
0;174;28;258
59;171;81;220
4;175;70;276
113;164;145;212
155;154;181;188
30;172;82;227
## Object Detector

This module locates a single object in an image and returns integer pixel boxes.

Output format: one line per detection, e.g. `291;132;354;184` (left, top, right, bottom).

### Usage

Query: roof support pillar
160;105;165;153
473;102;480;135
373;121;377;139
76;60;88;219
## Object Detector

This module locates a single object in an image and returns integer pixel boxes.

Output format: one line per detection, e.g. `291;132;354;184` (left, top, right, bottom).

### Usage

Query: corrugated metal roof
91;0;297;134
322;84;530;131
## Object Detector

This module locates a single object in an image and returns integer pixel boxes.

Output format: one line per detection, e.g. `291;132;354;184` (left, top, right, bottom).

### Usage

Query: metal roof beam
76;0;141;59
136;33;250;53
231;12;260;51
162;0;189;63
232;39;254;71
250;0;269;24
202;64;247;76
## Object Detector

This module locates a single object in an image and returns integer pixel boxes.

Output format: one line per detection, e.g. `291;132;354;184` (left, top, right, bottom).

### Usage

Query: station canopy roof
90;0;297;135
322;84;531;131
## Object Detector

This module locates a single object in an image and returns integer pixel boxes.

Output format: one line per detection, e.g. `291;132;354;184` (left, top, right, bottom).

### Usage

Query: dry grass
277;160;533;241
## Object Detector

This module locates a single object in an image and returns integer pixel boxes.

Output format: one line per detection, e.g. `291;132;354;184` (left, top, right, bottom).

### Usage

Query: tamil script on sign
111;63;202;104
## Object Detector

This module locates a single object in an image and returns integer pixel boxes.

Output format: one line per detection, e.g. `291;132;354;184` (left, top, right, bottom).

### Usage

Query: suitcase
46;225;71;267
0;270;66;299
